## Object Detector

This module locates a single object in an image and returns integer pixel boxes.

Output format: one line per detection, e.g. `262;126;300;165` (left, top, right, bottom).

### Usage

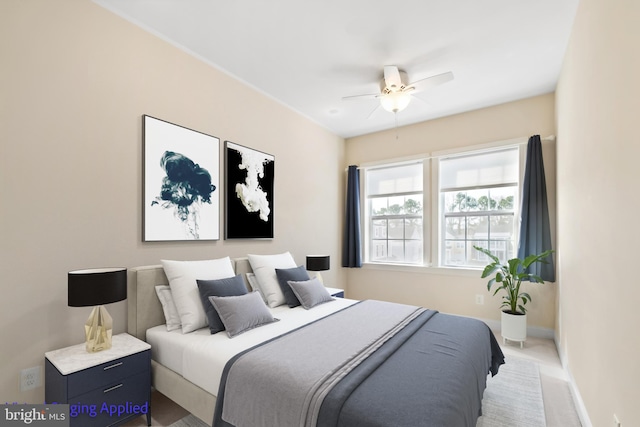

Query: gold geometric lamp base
85;305;113;353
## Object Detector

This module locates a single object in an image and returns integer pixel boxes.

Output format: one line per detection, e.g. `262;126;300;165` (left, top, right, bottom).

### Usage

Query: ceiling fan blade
383;65;402;90
342;93;380;101
366;104;381;119
406;71;454;93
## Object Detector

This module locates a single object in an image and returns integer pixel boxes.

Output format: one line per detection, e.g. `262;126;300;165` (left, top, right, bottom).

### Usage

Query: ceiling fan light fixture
380;91;411;113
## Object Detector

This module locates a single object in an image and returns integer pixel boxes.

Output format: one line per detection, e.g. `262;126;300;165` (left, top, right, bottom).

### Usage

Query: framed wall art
143;115;220;241
225;141;275;239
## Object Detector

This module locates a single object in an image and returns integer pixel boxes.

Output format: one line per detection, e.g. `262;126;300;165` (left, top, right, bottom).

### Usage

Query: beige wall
0;0;344;403
555;0;640;425
344;94;558;330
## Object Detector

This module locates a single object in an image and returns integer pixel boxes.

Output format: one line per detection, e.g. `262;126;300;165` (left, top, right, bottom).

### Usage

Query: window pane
445;217;466;239
387;240;405;262
405;218;423;240
465;189;488;211
370;240;387;262
365;161;425;265
388;219;404;239
443;240;466;266
467;216;488;239
468;241;490;266
372;219;387;238
387;196;405;215
490;215;514;239
370;198;387;216
404;196;422;214
439;147;519;268
489;187;517;210
405;240;423;264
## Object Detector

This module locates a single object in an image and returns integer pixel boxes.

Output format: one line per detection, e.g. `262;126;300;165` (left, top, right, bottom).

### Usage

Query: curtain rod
346;134;556;170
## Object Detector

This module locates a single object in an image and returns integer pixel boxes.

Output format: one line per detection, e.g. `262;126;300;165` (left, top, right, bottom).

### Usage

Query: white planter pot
501;311;527;347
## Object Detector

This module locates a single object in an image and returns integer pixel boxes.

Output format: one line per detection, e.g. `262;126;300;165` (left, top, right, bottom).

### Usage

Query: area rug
476;356;546;427
169;357;546;427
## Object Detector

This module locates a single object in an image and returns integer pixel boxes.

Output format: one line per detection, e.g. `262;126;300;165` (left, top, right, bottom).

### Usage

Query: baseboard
554;337;593;427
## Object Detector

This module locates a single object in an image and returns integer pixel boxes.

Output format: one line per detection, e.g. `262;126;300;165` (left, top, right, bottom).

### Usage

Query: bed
127;257;504;427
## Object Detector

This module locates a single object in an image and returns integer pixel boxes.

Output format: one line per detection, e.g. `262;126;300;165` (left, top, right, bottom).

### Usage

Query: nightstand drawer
69;370;150;427
325;287;344;298
67;350;150;398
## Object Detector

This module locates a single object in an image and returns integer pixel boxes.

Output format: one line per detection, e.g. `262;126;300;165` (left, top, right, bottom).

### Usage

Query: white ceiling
94;0;579;138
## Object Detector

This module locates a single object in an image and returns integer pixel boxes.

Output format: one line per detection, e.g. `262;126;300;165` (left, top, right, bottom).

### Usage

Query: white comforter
146;298;358;396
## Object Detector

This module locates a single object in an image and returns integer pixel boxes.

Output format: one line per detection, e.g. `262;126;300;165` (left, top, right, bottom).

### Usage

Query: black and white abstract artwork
143;115;220;241
225;141;275;239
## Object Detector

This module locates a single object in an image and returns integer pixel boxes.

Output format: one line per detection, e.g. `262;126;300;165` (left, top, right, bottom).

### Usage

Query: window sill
361;262;482;278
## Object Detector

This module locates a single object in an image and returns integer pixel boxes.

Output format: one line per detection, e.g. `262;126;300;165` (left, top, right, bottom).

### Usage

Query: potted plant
473;245;554;347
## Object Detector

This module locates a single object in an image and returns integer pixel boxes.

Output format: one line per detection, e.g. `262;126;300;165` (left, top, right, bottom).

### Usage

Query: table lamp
68;268;127;353
306;255;330;284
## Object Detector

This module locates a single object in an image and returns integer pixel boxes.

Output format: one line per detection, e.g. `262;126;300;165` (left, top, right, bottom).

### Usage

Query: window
439;148;519;267
365;162;424;264
361;144;522;269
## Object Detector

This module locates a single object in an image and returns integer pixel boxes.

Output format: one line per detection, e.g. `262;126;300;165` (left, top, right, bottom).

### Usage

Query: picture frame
225;141;275;239
143;115;220;241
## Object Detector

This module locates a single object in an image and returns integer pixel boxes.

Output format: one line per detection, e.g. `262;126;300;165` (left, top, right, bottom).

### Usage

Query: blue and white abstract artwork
144;115;220;241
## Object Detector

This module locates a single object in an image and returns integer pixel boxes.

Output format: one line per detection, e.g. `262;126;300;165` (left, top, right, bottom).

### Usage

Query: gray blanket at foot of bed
213;300;504;427
317;311;504;427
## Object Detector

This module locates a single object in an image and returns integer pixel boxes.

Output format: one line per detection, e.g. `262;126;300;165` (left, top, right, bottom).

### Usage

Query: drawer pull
104;384;123;393
103;362;123;371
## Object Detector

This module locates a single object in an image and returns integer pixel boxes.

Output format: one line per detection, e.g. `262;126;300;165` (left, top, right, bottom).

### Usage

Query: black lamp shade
306;255;330;272
68;268;127;307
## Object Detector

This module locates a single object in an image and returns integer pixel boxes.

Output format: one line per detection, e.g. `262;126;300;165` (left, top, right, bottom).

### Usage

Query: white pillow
246;272;267;303
247;252;297;307
161;257;235;333
154;285;182;331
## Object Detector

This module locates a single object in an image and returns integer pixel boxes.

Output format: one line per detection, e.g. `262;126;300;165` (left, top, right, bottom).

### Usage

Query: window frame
360;140;525;270
363;158;429;266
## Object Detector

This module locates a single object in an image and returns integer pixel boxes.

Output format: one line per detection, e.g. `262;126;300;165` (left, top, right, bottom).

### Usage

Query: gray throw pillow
287;278;334;309
208;292;278;338
275;265;310;308
197;275;248;334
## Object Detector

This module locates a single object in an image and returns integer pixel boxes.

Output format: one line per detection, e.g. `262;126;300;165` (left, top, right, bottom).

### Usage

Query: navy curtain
342;165;362;268
517;135;555;281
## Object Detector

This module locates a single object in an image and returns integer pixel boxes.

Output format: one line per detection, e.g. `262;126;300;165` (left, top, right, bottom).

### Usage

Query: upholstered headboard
126;257;253;341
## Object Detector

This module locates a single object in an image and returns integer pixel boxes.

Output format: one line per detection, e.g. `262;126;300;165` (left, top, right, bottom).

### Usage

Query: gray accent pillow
208;292;279;338
287;278;334;309
275;265;310;308
197;275;248;334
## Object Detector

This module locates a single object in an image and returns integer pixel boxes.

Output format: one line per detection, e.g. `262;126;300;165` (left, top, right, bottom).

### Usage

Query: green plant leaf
473;245;500;263
475;246;552;318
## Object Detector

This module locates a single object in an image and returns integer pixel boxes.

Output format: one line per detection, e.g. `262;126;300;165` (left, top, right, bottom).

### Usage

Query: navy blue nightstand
326;287;345;298
45;333;151;427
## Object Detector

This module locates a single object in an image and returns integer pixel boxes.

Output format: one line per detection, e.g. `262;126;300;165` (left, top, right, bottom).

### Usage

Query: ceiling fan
343;65;454;114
